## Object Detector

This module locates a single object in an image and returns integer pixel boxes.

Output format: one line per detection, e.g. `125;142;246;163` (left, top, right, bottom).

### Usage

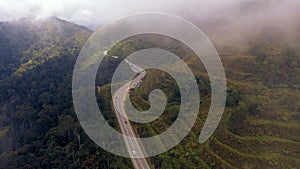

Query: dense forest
0;16;299;169
0;17;132;168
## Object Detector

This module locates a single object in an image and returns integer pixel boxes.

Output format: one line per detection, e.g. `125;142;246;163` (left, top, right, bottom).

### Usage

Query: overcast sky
0;0;299;40
0;0;242;28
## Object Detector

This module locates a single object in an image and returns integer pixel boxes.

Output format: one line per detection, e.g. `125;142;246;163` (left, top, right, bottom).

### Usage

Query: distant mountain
0;16;91;80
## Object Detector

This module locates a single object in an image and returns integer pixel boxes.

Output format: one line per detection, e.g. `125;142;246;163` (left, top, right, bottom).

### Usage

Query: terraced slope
109;35;300;168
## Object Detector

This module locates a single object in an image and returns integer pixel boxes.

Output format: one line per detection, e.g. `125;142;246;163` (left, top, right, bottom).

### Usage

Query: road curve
112;59;151;169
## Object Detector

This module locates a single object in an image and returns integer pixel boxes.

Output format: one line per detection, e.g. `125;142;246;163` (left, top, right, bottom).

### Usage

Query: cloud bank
0;0;248;27
0;0;299;43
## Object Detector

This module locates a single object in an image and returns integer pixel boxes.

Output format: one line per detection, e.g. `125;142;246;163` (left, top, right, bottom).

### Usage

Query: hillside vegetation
0;17;132;169
0;17;299;169
103;35;300;169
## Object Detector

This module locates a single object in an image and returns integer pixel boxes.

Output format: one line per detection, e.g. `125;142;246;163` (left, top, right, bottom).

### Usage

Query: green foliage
0;18;132;169
249;44;300;88
229;101;248;134
108;35;300;169
226;89;242;107
1;19;300;169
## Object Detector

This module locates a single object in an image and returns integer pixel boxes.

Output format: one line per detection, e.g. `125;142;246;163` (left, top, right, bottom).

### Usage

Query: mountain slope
0;17;133;169
105;34;300;169
0;15;299;169
0;17;90;80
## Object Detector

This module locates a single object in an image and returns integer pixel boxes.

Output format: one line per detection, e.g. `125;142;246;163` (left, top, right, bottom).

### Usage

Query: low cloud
0;0;244;27
0;0;299;43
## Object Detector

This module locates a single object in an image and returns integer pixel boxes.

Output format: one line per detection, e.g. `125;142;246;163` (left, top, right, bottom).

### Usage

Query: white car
132;150;136;155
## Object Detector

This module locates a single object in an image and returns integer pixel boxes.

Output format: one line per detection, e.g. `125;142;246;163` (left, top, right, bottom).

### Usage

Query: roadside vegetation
0;18;299;169
105;35;300;169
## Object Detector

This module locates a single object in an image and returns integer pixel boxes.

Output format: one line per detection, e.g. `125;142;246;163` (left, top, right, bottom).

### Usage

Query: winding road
112;59;151;169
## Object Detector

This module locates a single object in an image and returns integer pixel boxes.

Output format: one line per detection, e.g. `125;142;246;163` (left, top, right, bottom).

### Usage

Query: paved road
112;59;150;169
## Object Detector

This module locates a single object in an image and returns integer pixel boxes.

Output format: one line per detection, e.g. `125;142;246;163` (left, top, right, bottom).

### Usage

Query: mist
0;0;299;43
188;0;300;44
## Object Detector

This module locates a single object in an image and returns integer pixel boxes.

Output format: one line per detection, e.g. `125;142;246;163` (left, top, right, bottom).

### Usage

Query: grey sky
0;0;241;27
0;0;299;43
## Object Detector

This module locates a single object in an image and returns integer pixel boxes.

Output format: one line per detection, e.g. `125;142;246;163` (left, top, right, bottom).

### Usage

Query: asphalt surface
112;59;150;169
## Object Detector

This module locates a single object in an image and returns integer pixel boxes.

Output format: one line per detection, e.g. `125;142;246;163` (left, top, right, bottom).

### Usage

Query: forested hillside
104;35;300;168
0;16;299;169
0;17;132;169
